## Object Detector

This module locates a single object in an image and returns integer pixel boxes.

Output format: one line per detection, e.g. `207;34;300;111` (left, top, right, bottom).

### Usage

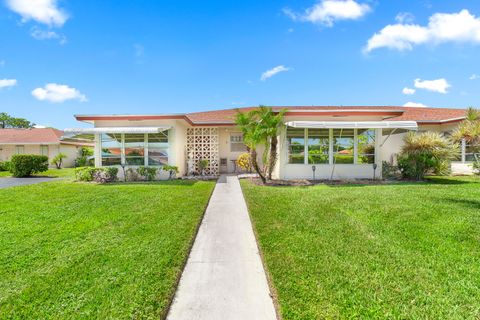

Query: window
124;134;145;165
230;134;247;152
16;145;25;154
465;141;478;162
357;129;375;164
333;129;354;164
287;128;305;164
40;145;49;156
307;129;329;164
101;133;122;166
148;132;169;166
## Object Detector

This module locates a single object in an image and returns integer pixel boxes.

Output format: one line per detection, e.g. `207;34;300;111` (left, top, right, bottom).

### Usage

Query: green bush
51;153;67;169
10;154;49;177
473;157;480;175
162;165;179;180
75;147;94;167
137;166;158;181
0;161;11;172
398;132;458;180
75;167;118;183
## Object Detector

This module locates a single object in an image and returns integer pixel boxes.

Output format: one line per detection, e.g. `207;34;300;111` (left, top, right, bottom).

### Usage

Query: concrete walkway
0;177;59;189
167;175;277;320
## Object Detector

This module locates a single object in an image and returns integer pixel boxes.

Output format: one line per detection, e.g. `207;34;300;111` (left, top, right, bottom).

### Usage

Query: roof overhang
63;126;171;134
285;121;418;130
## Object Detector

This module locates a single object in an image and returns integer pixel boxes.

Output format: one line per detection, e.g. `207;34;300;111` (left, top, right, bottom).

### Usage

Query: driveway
0;177;60;189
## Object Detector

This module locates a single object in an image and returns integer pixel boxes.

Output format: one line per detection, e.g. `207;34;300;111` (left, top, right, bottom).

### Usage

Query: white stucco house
0;128;93;168
66;106;473;180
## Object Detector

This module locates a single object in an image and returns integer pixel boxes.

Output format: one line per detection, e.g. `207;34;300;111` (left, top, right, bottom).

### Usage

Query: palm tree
249;106;286;180
234;109;267;183
452;107;480;148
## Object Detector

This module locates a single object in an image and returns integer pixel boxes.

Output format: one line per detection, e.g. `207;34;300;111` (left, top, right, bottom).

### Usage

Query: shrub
137;166;158;181
125;168;141;181
93;167;118;183
0;161;11;172
198;159;209;175
236;153;252;172
51;153;67;169
75;167;118;183
75;147;94;167
473;156;480;175
9;154;48;177
398;132;458;180
162;165;179;180
75;167;96;181
382;161;401;180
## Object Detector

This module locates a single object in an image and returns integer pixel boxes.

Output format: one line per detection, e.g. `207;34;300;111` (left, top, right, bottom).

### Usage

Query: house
0;128;93;168
66;106;472;179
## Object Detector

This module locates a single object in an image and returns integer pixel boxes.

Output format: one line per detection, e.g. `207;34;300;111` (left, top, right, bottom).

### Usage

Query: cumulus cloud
395;12;415;24
402;87;416;95
6;0;68;27
260;65;291;81
0;79;17;89
284;0;370;27
404;102;429;108
32;83;87;103
470;74;479;80
365;9;480;53
30;26;66;43
414;78;450;94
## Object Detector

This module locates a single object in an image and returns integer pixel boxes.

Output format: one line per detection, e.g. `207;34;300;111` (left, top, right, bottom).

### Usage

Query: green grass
0;168;76;179
0;180;215;319
241;176;480;319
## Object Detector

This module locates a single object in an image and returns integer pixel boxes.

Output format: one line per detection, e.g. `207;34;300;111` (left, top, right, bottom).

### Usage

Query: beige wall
0;143;81;168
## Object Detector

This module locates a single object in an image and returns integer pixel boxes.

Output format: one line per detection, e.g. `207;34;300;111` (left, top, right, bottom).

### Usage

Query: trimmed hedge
0;161;11;172
10;155;49;177
75;167;118;183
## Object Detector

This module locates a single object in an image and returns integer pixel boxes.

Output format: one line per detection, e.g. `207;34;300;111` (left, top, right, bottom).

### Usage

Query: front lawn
241;177;480;319
0;180;214;319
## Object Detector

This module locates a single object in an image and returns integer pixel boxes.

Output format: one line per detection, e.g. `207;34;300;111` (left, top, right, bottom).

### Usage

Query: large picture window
100;132;169;166
101;133;122;166
287;128;376;165
148;132;169;166
333;129;354;164
287;128;305;164
357;129;375;164
307;129;329;164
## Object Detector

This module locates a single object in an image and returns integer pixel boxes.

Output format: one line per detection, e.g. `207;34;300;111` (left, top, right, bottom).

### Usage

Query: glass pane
287;128;306;164
358;129;375;164
308;129;329;164
148;157;168;166
148;132;168;144
125;157;144;165
125;147;144;157
333;129;354;164
102;157;121;166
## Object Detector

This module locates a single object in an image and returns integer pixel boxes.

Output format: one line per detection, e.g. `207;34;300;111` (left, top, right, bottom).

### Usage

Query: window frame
230;133;247;153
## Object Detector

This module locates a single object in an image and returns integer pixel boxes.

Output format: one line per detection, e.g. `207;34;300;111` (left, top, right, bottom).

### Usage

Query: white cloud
31;83;87;103
395;12;415;24
365;9;480;52
284;0;370;27
30;26;66;43
402;87;416;95
404;102;429;108
260;65;291;81
6;0;68;27
414;78;450;94
470;74;479;80
0;79;17;89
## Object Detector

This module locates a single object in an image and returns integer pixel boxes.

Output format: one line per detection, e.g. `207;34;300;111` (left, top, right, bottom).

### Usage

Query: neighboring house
0;128;93;168
66;106;473;179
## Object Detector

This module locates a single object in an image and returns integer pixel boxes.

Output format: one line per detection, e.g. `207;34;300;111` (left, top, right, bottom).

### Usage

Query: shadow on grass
442;198;480;209
99;180;206;187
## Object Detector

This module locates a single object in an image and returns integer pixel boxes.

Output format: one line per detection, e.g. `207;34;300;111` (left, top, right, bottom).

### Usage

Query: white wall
0;143;81;168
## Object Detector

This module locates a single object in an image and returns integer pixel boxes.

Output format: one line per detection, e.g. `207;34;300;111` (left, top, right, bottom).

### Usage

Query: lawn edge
161;180;217;320
240;179;283;320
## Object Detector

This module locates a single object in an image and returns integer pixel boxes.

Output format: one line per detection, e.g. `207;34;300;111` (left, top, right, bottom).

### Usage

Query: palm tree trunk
267;136;278;180
250;148;266;183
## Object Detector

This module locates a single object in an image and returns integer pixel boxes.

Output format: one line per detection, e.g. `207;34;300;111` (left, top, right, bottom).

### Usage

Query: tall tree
234;106;286;183
0;112;35;129
452;107;480;148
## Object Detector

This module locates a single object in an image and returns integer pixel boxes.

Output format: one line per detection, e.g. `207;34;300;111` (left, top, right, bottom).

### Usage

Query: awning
285;121;418;130
63;126;171;134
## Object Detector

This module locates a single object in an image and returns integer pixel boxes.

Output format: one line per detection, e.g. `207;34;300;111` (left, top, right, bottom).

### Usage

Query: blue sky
0;0;479;128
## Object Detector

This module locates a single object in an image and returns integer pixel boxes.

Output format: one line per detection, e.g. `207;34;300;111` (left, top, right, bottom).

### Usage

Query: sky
0;0;479;128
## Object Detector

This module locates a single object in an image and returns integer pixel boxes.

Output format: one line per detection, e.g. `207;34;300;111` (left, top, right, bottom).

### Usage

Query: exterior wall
0;143;81;168
218;127;249;173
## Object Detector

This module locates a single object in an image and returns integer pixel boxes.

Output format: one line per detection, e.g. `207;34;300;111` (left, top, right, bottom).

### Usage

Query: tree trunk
250;148;266;184
267;136;278;180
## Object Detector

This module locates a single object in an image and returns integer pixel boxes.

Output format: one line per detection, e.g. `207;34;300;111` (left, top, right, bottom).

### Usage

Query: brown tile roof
185;106;466;124
0;128;64;144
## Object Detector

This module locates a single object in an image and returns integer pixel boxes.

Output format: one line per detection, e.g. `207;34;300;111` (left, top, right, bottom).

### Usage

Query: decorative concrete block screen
186;127;219;175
